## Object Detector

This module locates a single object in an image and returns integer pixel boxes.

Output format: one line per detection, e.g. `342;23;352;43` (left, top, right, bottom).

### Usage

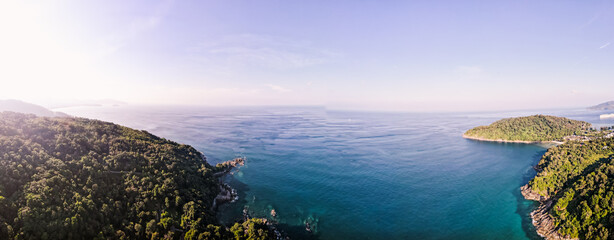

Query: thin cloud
579;11;601;30
599;42;611;49
96;0;174;57
190;34;341;70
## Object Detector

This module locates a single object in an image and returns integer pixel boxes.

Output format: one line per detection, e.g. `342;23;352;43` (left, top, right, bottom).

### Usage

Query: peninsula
466;114;614;239
463;115;590;143
0;112;276;240
521;131;614;240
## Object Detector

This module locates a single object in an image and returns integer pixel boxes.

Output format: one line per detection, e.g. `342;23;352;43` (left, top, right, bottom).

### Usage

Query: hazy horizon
35;99;611;116
1;1;613;112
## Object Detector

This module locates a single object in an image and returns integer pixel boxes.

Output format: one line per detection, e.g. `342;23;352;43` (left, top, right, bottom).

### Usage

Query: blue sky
1;0;613;111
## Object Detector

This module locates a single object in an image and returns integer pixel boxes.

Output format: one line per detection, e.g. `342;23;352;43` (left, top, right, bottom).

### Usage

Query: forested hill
0;112;274;240
463;115;590;142
524;136;614;239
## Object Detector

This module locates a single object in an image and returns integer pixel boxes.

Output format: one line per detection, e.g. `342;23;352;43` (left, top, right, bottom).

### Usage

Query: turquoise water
58;106;614;239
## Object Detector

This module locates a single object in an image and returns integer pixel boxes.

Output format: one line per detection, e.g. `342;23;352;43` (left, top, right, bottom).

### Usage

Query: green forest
464;115;590;142
0;112;275;240
527;136;614;239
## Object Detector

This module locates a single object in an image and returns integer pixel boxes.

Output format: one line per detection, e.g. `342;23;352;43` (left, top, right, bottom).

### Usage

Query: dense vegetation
464;115;589;142
0;112;274;240
527;136;614;239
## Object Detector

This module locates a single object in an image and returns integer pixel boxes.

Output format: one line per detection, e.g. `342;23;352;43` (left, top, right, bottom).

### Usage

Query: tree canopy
527;136;614;239
0;112;274;240
464;115;590;142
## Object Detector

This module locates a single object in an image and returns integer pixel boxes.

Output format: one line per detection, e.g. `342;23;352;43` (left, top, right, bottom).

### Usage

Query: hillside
589;101;614;111
0;112;274;240
522;136;614;239
463;115;590;142
0;99;68;117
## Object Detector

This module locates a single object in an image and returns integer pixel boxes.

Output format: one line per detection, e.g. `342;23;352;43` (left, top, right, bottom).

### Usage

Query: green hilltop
464;115;590;142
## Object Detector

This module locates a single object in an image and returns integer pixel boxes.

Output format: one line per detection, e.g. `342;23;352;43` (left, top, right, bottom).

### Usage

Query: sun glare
0;2;111;102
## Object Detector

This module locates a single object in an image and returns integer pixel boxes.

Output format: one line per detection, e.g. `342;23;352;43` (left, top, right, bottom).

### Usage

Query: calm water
58;106;614;240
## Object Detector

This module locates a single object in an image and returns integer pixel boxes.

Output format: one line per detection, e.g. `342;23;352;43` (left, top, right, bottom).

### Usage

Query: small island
589;101;614;111
463;115;590;143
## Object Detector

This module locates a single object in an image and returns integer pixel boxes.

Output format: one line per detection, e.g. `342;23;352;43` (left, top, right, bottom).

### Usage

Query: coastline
521;185;578;240
211;158;245;211
462;134;564;145
463;131;575;239
211;157;287;239
463;130;582;239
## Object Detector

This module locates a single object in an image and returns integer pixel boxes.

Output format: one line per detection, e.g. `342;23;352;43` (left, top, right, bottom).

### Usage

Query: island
0;112;277;240
589;101;614;111
463;115;590;143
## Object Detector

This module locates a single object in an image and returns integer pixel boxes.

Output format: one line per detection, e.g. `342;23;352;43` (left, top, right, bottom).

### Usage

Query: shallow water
58;106;614;239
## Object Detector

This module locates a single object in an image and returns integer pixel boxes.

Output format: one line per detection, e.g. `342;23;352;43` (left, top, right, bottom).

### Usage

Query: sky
0;0;613;112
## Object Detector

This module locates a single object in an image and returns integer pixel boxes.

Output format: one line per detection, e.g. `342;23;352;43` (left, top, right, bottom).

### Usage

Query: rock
521;185;577;240
211;183;238;211
213;157;245;177
530;200;577;240
521;184;546;201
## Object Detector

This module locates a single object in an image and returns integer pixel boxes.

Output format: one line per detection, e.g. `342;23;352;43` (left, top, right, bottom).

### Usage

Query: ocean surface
57;106;614;240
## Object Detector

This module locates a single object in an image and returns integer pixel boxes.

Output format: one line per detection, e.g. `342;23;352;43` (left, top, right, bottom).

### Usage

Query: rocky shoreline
521;182;577;240
213;157;246;177
462;134;564;144
210;158;289;239
211;183;239;211
520;185;545;202
241;208;287;239
211;158;245;211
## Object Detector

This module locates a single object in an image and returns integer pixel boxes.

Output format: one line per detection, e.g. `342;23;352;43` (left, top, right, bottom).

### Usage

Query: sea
56;105;614;240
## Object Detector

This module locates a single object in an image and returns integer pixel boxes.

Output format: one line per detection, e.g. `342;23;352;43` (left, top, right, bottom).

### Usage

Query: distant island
463;115;590;143
0;112;277;239
588;101;614;111
0;99;68;117
521;128;614;239
45;98;128;109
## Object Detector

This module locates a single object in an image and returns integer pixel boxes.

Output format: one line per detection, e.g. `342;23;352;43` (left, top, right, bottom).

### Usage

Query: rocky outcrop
211;183;238;211
218;157;245;168
213;158;245;177
529;200;577;240
521;184;546;202
211;158;245;210
521;184;578;240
